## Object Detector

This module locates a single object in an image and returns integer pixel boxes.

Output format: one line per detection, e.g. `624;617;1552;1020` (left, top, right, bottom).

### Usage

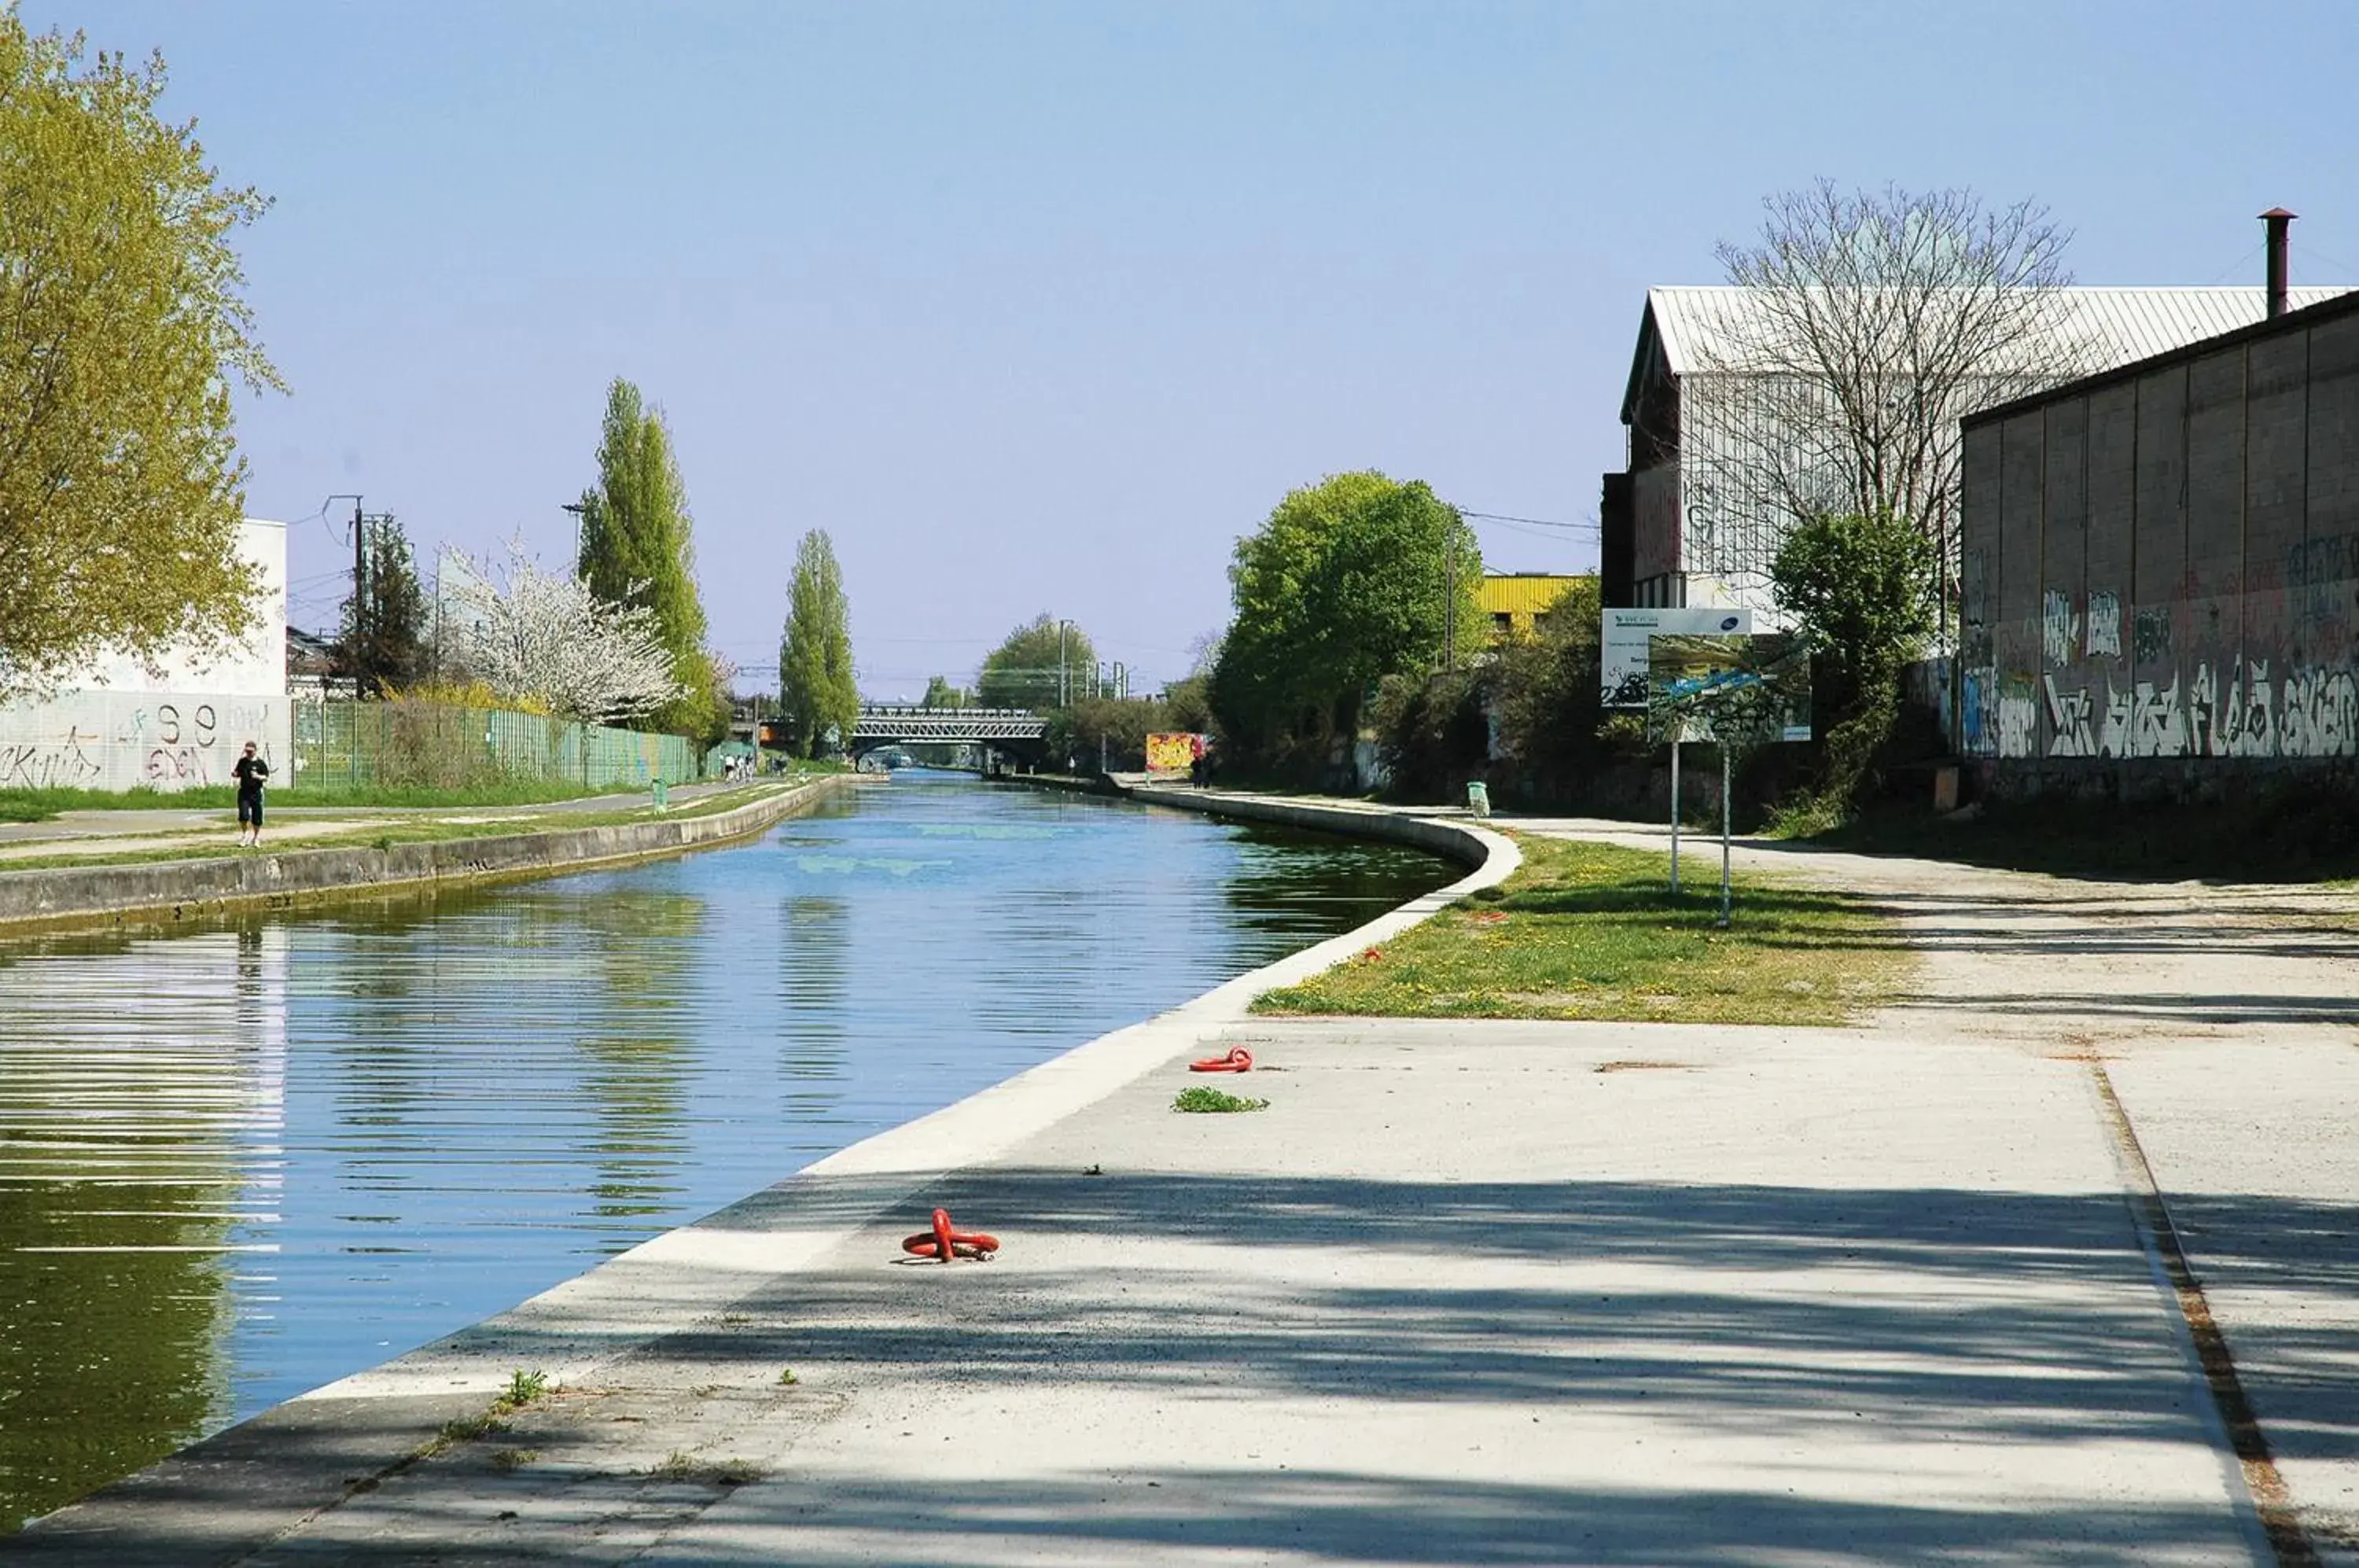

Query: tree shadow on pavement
17;1168;2353;1564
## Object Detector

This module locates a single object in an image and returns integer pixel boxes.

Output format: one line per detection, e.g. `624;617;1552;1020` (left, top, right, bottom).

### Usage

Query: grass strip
1254;833;1910;1027
0;779;661;822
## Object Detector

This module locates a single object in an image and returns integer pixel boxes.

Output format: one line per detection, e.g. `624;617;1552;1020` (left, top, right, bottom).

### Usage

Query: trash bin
1466;781;1490;819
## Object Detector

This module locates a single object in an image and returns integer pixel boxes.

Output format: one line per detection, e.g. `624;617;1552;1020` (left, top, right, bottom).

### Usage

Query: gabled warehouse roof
1621;285;2357;423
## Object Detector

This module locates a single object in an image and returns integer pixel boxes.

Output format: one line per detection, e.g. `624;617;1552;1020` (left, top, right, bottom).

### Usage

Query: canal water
0;773;1450;1530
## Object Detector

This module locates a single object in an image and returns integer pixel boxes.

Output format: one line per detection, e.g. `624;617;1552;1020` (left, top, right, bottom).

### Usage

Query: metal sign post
1668;734;1681;893
1717;743;1732;928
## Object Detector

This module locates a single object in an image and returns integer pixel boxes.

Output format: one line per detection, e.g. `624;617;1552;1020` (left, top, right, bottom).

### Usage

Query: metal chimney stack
2261;207;2297;318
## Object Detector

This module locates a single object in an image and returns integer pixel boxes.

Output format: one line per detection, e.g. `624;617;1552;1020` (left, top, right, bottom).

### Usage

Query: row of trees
0;15;760;746
322;377;734;743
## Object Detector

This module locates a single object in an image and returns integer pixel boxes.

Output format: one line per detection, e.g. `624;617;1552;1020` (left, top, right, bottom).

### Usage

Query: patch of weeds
718;1312;753;1326
410;1367;550;1460
502;1368;550;1407
1172;1086;1270;1113
488;1447;539;1474
777;1367;799;1386
643;1451;760;1485
434;1414;512;1448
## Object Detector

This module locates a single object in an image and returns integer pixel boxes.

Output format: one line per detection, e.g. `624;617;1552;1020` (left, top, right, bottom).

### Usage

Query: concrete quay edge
2;791;1511;1564
0;775;856;940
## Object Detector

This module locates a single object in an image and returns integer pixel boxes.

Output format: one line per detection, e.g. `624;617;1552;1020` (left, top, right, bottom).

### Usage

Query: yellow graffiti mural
1145;733;1205;774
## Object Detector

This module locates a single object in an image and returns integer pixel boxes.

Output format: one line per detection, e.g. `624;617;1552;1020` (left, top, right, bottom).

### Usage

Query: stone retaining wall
0;776;853;937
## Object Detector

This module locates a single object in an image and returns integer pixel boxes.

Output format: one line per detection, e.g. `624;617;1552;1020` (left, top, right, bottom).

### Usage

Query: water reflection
0;926;285;1530
0;774;1448;1529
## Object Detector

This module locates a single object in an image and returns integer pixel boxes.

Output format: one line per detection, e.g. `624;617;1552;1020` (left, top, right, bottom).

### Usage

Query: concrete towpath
11;804;2359;1564
0;779;754;863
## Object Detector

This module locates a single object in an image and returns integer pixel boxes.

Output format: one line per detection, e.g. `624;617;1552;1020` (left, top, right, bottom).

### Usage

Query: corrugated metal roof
1479;574;1582;616
1640;285;2353;381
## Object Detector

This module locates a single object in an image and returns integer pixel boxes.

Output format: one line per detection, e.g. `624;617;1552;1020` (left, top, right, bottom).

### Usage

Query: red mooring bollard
901;1207;999;1261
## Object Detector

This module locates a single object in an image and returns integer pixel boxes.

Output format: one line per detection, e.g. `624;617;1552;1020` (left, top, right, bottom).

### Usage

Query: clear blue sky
25;0;2359;697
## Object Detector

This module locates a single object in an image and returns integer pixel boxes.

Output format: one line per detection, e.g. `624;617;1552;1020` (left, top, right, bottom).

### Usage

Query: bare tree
1688;182;2096;643
447;538;683;725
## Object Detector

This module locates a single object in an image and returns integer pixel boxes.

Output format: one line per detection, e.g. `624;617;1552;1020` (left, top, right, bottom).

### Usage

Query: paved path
11;810;2358;1564
0;780;757;863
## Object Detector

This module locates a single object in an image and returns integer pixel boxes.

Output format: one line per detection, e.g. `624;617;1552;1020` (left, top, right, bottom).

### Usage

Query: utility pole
1443;525;1458;672
1058;620;1071;707
351;495;367;635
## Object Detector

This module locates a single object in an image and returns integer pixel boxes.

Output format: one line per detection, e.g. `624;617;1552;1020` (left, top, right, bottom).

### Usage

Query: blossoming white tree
447;539;683;724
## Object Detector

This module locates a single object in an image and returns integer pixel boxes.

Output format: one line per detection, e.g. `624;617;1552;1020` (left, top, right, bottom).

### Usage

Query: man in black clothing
233;742;270;848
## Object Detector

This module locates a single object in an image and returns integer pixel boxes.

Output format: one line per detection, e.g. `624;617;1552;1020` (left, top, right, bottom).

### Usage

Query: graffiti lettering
2043;675;2098;756
1960;668;1997;756
0;729;105;789
143;746;211;785
2131;608;2172;667
2041;591;2079;667
1997;682;2038;760
2280;668;2359;758
2085;591;2122;659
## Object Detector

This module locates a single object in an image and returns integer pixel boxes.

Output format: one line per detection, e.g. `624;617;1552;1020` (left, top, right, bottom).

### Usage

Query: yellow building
1478;574;1584;640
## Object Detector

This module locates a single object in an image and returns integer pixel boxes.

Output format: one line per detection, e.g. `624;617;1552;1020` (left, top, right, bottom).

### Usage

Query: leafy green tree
920;675;969;709
977;614;1095;710
1045;696;1179;773
1770;510;1936;813
1486;575;1614;777
574;377;718;738
776;529;858;756
337;515;428;694
0;17;282;698
1210;472;1482;773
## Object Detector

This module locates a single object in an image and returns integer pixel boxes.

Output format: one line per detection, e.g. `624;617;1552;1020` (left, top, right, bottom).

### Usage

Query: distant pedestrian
232;742;270;848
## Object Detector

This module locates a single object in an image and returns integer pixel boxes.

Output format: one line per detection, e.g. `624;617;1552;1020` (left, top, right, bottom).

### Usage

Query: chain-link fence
289;698;701;791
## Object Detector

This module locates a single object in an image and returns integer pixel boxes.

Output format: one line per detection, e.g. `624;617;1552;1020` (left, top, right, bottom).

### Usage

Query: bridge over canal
848;705;1050;768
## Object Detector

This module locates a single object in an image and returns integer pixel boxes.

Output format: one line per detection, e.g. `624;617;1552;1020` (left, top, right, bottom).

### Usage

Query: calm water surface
0;773;1449;1529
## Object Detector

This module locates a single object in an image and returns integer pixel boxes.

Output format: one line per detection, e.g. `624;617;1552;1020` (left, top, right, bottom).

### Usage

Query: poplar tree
776;529;857;756
0;17;282;698
574;378;719;738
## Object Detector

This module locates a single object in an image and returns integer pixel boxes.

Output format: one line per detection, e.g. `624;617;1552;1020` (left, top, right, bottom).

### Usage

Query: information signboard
1646;632;1812;744
1600;607;1750;707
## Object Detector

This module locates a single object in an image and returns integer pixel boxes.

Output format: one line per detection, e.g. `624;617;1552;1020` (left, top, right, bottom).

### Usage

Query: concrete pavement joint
2085;1053;2315;1567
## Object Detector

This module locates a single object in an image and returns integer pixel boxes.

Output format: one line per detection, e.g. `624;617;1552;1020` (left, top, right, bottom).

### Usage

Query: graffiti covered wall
0;691;291;793
0;520;289;793
1959;299;2359;789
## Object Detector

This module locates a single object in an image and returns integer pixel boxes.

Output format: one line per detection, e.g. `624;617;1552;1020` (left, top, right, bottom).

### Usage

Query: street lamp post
560;502;587;566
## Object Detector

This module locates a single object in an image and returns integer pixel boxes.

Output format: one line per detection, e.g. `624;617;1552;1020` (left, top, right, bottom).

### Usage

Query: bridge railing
856;705;1042;719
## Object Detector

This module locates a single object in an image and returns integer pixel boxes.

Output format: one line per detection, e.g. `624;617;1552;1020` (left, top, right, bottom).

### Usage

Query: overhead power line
1461;510;1599;534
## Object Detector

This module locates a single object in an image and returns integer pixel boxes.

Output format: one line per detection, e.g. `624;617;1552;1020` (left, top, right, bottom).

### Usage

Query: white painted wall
0;520;291;792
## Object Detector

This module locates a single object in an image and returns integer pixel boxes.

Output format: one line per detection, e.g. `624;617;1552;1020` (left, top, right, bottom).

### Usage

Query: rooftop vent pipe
2261;207;2297;318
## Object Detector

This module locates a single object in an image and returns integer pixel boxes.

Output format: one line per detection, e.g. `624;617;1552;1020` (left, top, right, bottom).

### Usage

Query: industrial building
1601;283;2351;614
1957;247;2359;791
1478;573;1581;640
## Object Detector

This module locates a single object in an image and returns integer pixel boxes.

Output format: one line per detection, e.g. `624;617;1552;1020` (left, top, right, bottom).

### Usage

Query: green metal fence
290;699;701;791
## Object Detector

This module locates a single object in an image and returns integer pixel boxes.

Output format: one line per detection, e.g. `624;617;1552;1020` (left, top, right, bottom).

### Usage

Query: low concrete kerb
4;786;1511;1562
0;775;856;940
